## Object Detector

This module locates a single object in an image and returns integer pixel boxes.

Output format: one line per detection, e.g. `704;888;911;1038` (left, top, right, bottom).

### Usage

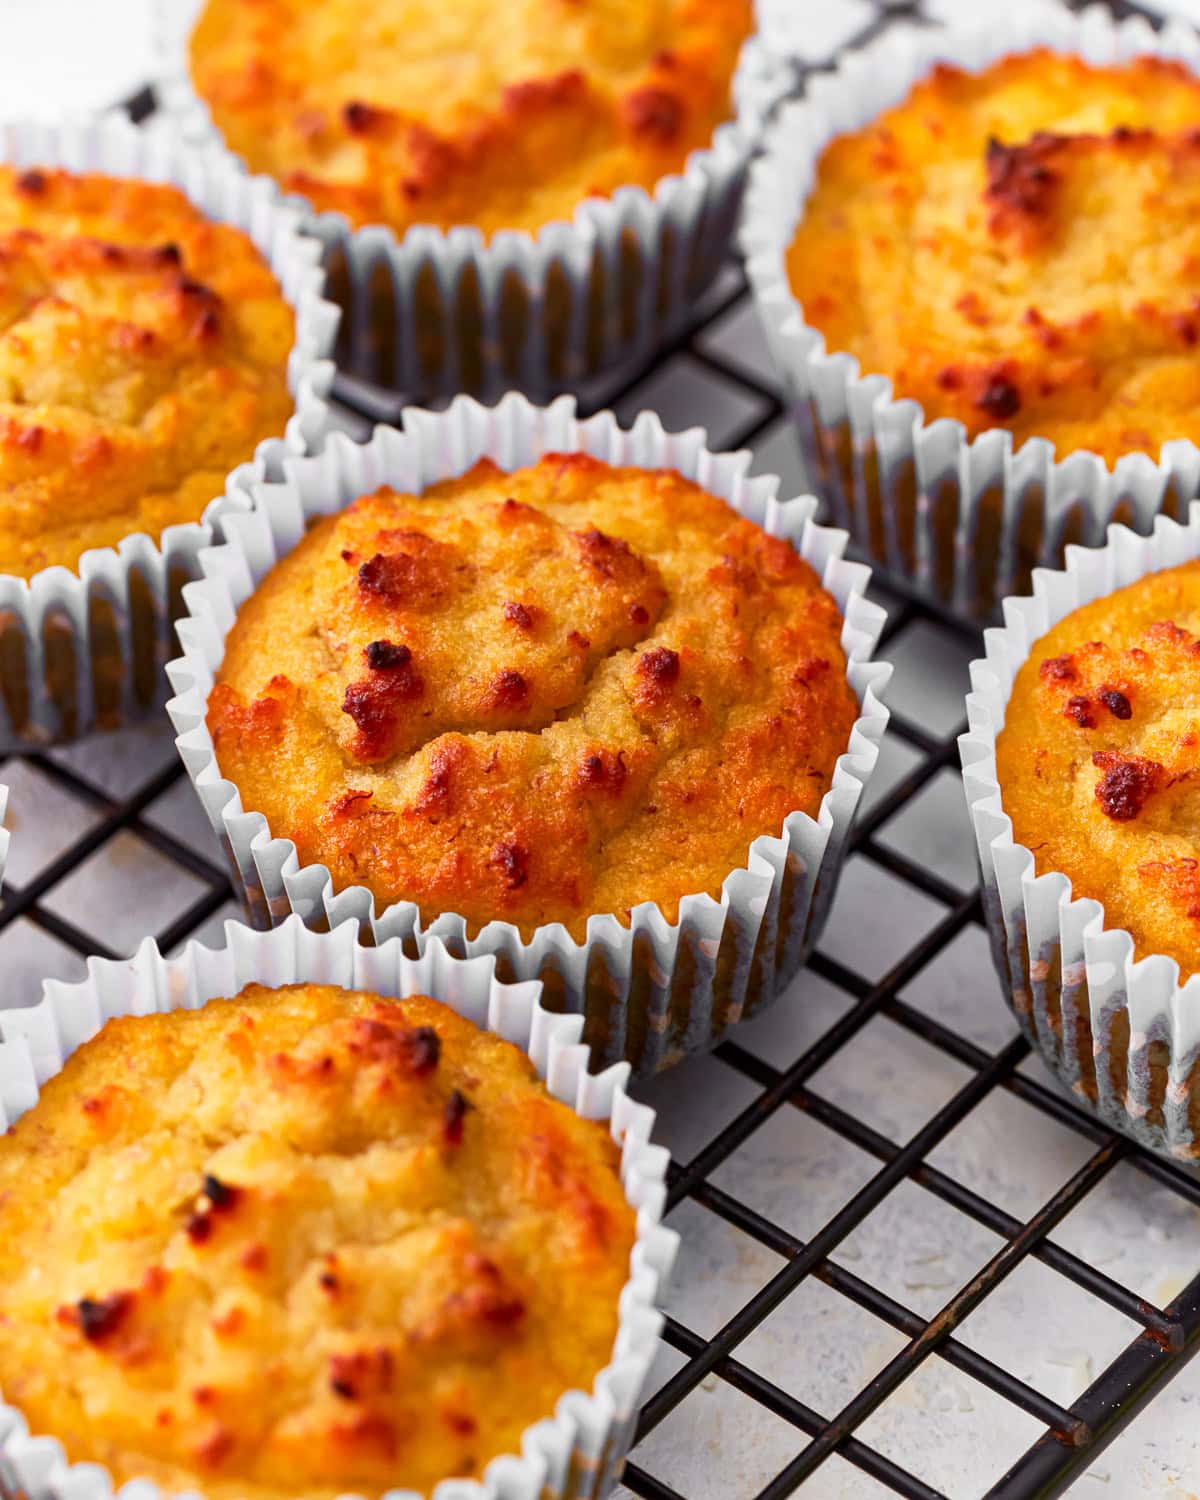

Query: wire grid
0;0;1197;1494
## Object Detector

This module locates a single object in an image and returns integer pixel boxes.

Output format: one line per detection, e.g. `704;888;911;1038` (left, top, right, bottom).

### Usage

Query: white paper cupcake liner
0;915;676;1500
742;2;1200;624
0;786;8;893
165;391;891;1075
0;113;339;751
151;0;792;402
960;500;1200;1165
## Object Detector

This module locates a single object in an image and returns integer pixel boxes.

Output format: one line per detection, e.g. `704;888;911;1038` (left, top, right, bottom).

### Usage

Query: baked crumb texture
0;982;636;1500
0;165;295;578
998;558;1200;977
188;0;752;237
788;50;1200;466
206;453;858;942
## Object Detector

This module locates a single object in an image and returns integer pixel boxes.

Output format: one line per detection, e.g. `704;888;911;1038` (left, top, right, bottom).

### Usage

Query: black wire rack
1;0;1198;1495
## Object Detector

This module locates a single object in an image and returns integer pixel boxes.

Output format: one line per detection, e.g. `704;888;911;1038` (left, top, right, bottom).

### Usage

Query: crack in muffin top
0;166;296;577
788;50;1200;466
187;0;753;237
0;983;636;1498
998;559;1200;977
207;453;858;940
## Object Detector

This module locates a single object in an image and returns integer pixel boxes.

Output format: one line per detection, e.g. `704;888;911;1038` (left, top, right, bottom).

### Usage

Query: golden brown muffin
0;165;295;577
997;561;1200;976
187;0;752;238
207;453;857;941
788;50;1200;466
0;982;636;1499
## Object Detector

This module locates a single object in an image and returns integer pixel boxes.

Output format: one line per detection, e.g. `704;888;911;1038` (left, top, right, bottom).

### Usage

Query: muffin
787;50;1200;468
168;397;888;1072
743;9;1200;620
0;980;639;1498
206;452;859;942
157;0;781;401
996;560;1200;977
0;115;334;751
961;501;1200;1161
0;163;295;577
186;0;753;239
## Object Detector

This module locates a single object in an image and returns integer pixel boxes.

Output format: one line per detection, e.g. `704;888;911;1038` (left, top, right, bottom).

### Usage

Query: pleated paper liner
0;915;677;1500
166;392;891;1075
0;113;338;749
742;2;1200;623
961;502;1200;1166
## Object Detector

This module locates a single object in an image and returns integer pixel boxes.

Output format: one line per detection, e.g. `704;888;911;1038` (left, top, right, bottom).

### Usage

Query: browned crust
788;50;1200;464
0;983;636;1499
0;165;295;577
188;0;753;237
998;561;1200;974
207;453;858;941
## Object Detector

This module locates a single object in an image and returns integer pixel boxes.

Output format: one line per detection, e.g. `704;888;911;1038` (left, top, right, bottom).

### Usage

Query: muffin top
187;0;753;237
0;165;295;577
207;453;857;941
0;982;636;1499
788;50;1200;466
998;561;1200;976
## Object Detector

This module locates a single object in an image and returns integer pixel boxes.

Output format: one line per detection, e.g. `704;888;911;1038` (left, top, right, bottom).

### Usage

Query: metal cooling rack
2;0;1200;1494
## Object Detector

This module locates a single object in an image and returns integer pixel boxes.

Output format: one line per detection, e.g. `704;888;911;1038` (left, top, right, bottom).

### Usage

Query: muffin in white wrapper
165;391;891;1075
0;113;338;750
961;502;1200;1166
742;3;1200;624
151;0;791;402
0;914;676;1500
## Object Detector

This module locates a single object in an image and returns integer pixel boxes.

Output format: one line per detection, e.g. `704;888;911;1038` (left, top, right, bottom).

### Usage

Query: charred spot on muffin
623;85;685;144
485;669;529;711
1064;695;1096;729
502;601;537;629
443;1089;473;1146
984;133;1063;235
72;1292;134;1343
577;749;627;795
490;840;529;889
342;99;383;134
1092;750;1166;821
366;640;412;671
975;371;1022;420
1039;655;1077;683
